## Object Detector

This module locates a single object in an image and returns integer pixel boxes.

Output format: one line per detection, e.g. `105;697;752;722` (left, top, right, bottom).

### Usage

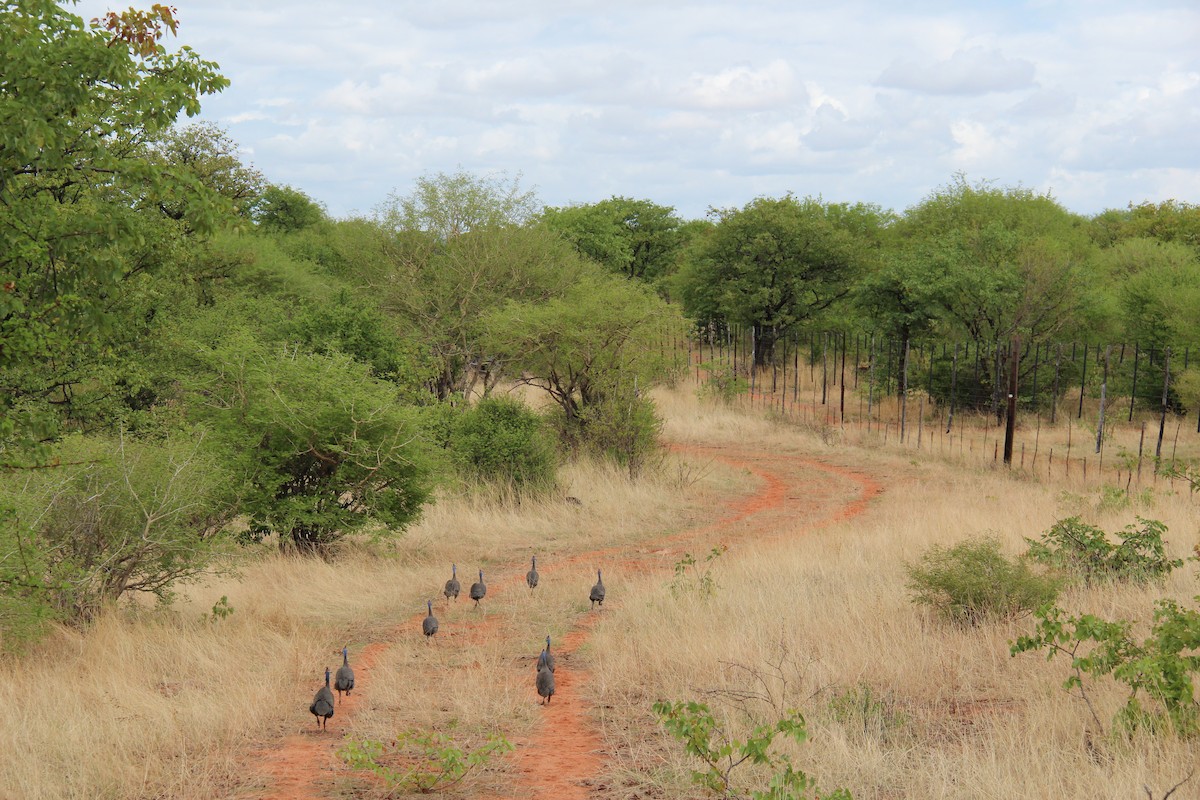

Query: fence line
670;325;1198;491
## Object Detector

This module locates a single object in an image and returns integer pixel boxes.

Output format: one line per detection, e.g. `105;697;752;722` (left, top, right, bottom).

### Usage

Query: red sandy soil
248;442;881;799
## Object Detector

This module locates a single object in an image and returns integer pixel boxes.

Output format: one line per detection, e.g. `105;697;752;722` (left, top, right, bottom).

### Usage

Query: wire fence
660;326;1200;492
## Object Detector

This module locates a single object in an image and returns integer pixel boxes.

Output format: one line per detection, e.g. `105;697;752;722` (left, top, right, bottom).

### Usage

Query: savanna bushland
2;3;1199;798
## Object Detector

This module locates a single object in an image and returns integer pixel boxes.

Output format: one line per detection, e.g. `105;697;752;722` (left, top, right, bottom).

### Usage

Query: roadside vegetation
3;3;1200;798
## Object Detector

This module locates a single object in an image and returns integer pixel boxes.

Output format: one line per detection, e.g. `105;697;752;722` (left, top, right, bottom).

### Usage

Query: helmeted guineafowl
444;563;460;602
422;599;439;640
590;569;605;609
536;657;556;705
310;667;334;730
335;646;355;702
537;635;556;673
469;569;487;608
526;556;539;591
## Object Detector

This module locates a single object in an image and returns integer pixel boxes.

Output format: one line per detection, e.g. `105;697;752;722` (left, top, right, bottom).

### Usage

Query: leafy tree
381;225;590;400
376;169;539;240
890;176;1094;359
863;176;1097;410
1092;237;1200;350
252;183;327;232
1091;200;1200;252
162;299;432;554
482;268;683;437
0;0;228;460
678;195;871;366
152;122;265;220
540;196;685;284
854;248;943;395
193;333;431;553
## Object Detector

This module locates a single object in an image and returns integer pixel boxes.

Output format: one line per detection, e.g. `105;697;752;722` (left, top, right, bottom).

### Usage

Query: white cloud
877;46;1036;95
679;60;803;111
950;119;1008;167
60;0;1200;218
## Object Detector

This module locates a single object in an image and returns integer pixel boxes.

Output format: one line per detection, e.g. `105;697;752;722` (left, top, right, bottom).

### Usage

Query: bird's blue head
427;599;433;613
324;667;331;685
479;569;484;580
342;646;348;663
546;635;551;648
452;563;456;575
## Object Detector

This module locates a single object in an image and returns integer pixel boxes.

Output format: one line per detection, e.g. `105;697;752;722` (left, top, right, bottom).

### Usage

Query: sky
73;0;1200;221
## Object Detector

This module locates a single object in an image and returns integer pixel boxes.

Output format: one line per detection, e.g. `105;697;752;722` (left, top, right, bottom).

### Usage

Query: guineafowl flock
306;559;608;730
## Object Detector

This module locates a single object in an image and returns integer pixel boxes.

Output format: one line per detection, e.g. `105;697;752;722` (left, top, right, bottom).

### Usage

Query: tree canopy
678;194;873;365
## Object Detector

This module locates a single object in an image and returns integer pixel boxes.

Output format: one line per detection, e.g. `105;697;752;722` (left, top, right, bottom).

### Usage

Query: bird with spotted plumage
335;646;354;702
444;563;460;602
536;655;555;705
470;569;487;609
526;555;539;592
537;635;556;673
590;569;605;609
422;599;439;641
309;667;334;731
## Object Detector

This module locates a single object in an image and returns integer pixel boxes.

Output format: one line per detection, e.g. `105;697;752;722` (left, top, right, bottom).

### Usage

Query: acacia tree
481;268;685;472
379;224;589;400
252;184;327;232
678;195;872;366
1093;238;1200;350
376;169;540;240
1;2;232;641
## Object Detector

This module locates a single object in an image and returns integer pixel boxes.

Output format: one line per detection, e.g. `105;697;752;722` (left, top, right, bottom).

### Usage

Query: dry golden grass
590;385;1200;800
2;377;1199;799
0;446;730;799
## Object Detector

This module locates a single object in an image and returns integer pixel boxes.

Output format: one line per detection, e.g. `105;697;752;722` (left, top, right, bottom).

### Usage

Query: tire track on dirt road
250;442;881;799
482;443;882;800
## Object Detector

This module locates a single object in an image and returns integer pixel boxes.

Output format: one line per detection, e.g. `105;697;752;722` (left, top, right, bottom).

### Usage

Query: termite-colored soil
247;442;881;799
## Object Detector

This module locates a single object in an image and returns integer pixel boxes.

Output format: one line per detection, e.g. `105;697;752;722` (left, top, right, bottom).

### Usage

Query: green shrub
0;431;234;645
568;392;663;479
669;544;727;599
1013;598;1200;737
450;396;557;493
1025;516;1184;586
654;700;852;799
905;537;1060;625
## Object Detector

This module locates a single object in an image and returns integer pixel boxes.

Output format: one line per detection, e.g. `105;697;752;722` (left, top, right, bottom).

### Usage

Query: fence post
1077;343;1088;419
1129;343;1140;422
900;338;910;443
1156;346;1171;462
1003;334;1019;466
840;332;847;424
